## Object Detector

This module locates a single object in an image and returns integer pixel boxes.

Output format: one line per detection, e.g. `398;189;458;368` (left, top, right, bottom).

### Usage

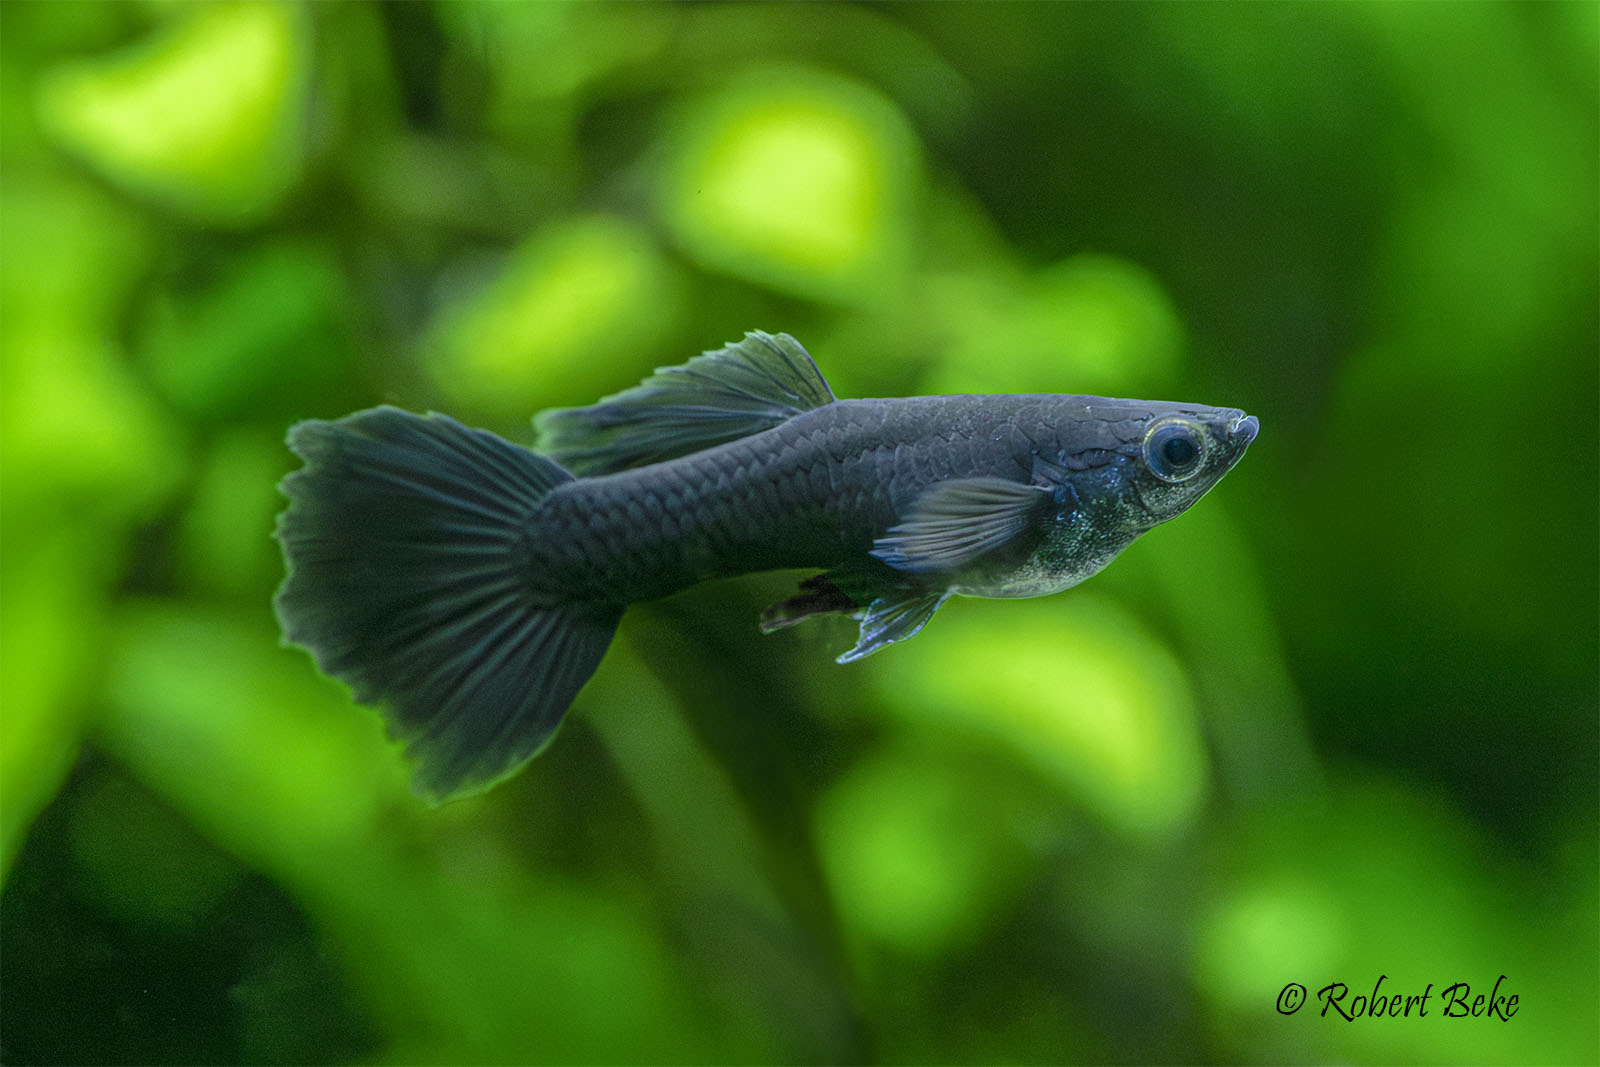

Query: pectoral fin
837;591;949;664
870;477;1050;573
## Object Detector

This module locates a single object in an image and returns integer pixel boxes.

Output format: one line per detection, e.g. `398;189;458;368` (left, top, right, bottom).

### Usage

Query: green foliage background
2;2;1596;1064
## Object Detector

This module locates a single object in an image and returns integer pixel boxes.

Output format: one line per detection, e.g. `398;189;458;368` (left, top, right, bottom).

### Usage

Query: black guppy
275;332;1258;801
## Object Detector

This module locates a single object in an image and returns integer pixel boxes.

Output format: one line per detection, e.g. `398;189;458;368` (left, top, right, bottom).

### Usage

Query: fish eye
1144;418;1206;483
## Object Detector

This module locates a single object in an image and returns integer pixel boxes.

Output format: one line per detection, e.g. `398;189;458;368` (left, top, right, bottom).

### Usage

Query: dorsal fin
533;331;836;475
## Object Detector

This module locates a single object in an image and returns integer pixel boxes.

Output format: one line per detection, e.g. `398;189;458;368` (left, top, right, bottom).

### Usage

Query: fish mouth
1229;413;1259;448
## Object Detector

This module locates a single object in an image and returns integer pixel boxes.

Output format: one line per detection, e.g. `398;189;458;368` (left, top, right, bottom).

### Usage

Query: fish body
535;393;1244;602
275;332;1257;800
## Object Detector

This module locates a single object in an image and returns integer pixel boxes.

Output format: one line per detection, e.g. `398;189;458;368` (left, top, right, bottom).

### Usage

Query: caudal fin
274;406;621;802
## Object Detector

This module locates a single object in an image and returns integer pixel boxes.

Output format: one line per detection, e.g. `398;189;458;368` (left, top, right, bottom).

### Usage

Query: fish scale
535;396;1111;602
275;331;1257;800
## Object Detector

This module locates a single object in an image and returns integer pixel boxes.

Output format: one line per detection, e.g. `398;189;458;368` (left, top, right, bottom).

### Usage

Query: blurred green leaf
655;67;922;304
139;239;351;420
0;174;184;877
815;738;1046;957
176;428;296;598
867;592;1210;839
437;2;673;142
100;602;410;851
425;215;683;416
37;2;310;222
1;532;105;877
921;253;1186;397
0;176;181;516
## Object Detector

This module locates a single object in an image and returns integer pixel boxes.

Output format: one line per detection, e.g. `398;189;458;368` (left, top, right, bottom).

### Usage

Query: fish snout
1229;413;1259;448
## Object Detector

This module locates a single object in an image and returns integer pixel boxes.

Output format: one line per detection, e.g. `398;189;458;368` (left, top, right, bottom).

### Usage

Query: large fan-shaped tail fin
274;407;621;802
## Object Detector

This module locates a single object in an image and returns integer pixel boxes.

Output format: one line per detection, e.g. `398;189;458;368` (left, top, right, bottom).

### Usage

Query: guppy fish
275;332;1257;801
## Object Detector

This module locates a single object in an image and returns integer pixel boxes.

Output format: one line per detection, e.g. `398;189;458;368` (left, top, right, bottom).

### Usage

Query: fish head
1110;400;1258;530
959;396;1258;600
1038;396;1258;534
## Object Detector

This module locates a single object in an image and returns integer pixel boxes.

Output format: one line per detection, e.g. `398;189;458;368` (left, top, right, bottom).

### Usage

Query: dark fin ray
837;592;949;664
871;477;1050;573
532;331;836;475
760;573;861;633
274;406;621;803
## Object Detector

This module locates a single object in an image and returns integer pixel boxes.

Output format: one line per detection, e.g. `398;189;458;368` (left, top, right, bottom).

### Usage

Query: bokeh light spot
37;3;309;221
656;68;920;303
868;595;1208;838
425;216;680;417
